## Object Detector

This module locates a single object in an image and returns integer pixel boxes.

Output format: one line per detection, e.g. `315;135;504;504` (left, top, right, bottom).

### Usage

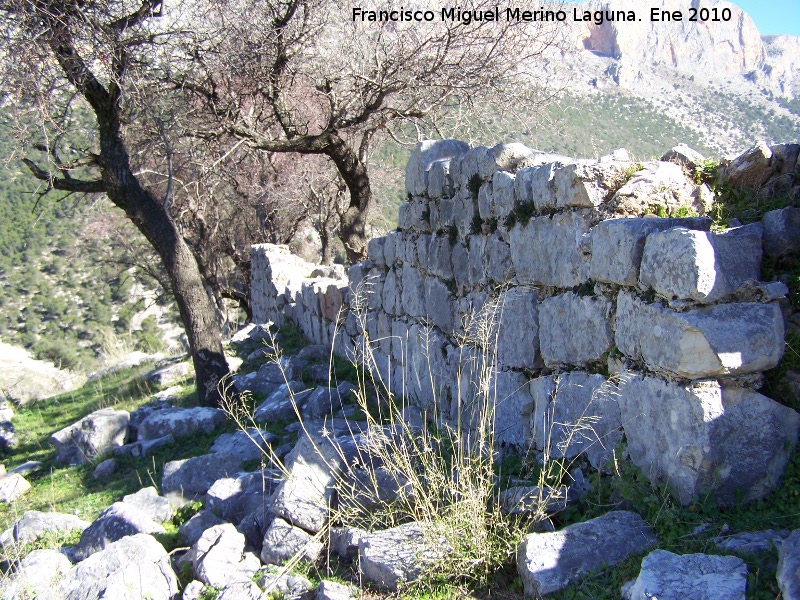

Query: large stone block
424;277;454;333
611;161;703;216
402;324;451;413
401;266;425;318
510;211;593;288
427;159;455;199
382;268;400;316
497;288;541;370
778;529;800;600
492;171;516;223
485;233;513;283
616;292;784;379
617;371;800;506
406;139;470;197
493;370;535;448
426;234;453;280
517;511;656;597
639;224;762;303
763;206;800;257
553;160;633;208
726;141;775;190
530;372;622;469
515;162;558;210
50;408;130;466
539;293;613;367
589;217;711;286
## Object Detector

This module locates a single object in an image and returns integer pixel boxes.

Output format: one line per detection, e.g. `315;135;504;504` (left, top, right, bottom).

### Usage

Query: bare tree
0;0;230;405
175;0;560;261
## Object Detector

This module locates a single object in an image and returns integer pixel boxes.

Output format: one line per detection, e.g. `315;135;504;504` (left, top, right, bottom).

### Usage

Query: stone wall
251;139;800;506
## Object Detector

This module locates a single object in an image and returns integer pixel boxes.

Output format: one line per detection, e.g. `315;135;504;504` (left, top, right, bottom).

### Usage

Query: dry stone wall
251;139;800;507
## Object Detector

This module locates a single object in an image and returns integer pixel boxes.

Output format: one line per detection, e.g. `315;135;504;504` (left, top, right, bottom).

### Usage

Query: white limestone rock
778;530;800;600
615;291;784;379
0;473;31;503
726;141;775;190
493;370;535;448
661;144;706;170
405;139;469;197
191;523;261;588
611;161;701;215
72;502;165;562
1;548;71;599
497;288;541;371
260;517;324;565
517;511;656;597
161;453;242;504
400;266;425;318
539;293;613;367
424;276;454;333
617;371;800;506
122;486;172;523
50;408;130;466
763;206;800;257
1;510;89;548
626;550;747;600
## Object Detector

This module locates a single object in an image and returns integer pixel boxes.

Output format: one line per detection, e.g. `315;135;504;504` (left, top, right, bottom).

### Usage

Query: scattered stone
0;473;31;503
72;502;165;562
763;206;800;257
778;529;800;600
359;521;452;591
661;144;705;170
1;548;71;599
260;517;325;565
517;510;657;596
9;460;43;476
122;486;172;523
137;407;226;441
114;433;175;458
726;141;774;190
301;387;345;420
206;469;281;525
179;510;227;547
181;580;206;600
0;421;18;450
93;458;117;480
210;428;277;462
271;434;343;533
161;452;242;503
216;581;267;600
1;510;88;550
315;580;354;600
254;382;312;422
59;534;179;600
625;549;747;600
191;523;261;588
329;526;368;558
257;565;315;599
713;529;789;555
50;408;130;466
617;371;800;506
499;485;569;515
143;361;192;387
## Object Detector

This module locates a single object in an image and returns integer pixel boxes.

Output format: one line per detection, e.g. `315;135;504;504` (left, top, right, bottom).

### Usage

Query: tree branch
22;159;106;193
108;0;163;31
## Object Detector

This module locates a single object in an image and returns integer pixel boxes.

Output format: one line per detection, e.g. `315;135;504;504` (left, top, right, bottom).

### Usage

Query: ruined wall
251;139;800;506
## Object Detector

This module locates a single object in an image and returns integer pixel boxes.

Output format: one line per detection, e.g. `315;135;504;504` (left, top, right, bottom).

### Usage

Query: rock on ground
315;580;354;600
0;548;71;599
517;511;657;596
0;473;31;503
713;530;789;555
215;581;266;600
190;523;261;588
1;510;89;547
71;502;165;562
625;550;747;600
49;408;130;466
260;517;324;565
59;534;179;600
179;510;226;547
778;530;800;600
161;452;243;504
122;486;172;523
136;407;226;441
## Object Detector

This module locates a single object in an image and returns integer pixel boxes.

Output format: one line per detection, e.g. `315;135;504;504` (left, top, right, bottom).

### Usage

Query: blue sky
728;0;800;37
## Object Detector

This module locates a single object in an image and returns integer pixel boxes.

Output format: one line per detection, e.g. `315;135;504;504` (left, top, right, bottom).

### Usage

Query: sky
721;1;799;36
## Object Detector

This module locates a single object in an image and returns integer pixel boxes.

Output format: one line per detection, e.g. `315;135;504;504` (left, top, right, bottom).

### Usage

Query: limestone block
778;529;800;600
510;212;593;288
554;160;633;208
427;159;454;199
515;162;557;209
426;234;453;280
727;141;775;190
468;235;486;286
383;231;401;266
478;180;493;221
405;199;432;233
763;206;800;257
260;517;324;565
452;241;469;292
492;171;516;223
617;371;800;506
424;277;454;333
402;324;450;412
611;161;700;216
539;293;613;367
192;524;261;588
72;502;165;562
2;549;71;599
429;197;455;231
497;288;541;370
382;268;400;316
401;266;425;318
406;139;469;196
454;193;478;239
517;511;656;597
485;233;513;283
640;224;762;303
457;145;492;189
415;233;431;268
530;372;622;469
481;142;540;174
367;237;386;268
615;291;784;378
627;550;747;600
347;261;369;302
493;370;535;448
50;408;130;466
589;217;711;285
661;144;706;170
364;269;383;312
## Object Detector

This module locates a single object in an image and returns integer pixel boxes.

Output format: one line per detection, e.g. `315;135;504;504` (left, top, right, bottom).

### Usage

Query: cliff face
562;0;797;98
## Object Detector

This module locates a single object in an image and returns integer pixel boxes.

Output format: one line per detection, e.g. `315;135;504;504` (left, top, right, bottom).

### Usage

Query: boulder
763;206;800;257
260;517;324;565
615;292;784;378
517;510;656;596
113;433;175;459
713;529;789;555
270;434;342;533
329;526;367;559
49;408;130;466
301;387;345;420
122;486;172;523
1;548;71;599
0;473;31;503
726;141;775;190
257;566;314;599
59;534;179;600
161;453;242;503
617;371;800;506
136;407;226;441
1;510;89;547
661;144;705;170
359;521;452;591
538;293;613;367
93;458;117;480
205;469;281;525
143;361;192;386
72;502;165;562
778;530;800;600
405;139;469;197
191;523;261;588
625;550;747;600
181;580;206;600
254;382;311;423
179;510;226;547
216;581;267;600
315;580;354;600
